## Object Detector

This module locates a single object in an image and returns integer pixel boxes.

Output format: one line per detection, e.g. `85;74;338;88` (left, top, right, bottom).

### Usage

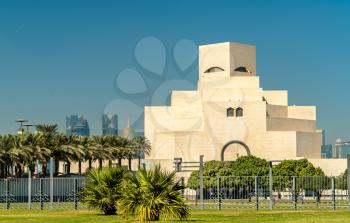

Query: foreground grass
0;209;350;222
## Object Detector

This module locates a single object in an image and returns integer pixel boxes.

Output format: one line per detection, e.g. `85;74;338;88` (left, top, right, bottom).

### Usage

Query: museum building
144;42;345;175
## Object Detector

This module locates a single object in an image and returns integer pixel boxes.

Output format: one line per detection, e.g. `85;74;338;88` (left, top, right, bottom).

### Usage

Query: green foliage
188;156;328;194
119;165;189;221
337;169;347;190
272;159;327;194
231;156;269;176
272;159;325;177
81;167;126;215
0;126;151;177
188;156;269;189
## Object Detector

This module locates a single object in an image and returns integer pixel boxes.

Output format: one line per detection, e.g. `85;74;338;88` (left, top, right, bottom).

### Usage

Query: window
205;67;224;73
227;107;234;117
234;66;250;73
236;107;243;117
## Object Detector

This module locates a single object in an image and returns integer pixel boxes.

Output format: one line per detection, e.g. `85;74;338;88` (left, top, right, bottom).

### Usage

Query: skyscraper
102;114;118;136
66;115;90;136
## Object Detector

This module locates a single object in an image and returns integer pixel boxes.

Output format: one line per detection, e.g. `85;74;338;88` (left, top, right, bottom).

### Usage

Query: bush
81;167;126;215
118;165;189;221
188;155;269;189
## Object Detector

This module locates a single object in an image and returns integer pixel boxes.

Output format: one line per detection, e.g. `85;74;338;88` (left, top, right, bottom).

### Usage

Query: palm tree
118;165;189;221
22;133;51;176
0;136;5;177
36;124;59;176
81;167;127;215
92;136;113;169
130;136;151;169
58;134;84;175
10;134;32;177
0;135;18;177
107;136;129;168
36;124;59;134
76;136;92;174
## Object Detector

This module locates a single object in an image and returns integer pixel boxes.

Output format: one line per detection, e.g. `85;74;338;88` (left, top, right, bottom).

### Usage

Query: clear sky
0;0;349;144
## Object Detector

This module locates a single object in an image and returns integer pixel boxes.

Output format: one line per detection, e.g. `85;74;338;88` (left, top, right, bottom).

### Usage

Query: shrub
81;167;126;215
118;165;189;221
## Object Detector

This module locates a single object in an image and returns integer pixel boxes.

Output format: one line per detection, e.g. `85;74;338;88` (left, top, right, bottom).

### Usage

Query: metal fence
181;175;348;210
0;175;348;211
0;178;86;210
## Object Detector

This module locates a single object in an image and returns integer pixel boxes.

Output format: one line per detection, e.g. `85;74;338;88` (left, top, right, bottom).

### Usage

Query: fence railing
0;175;348;210
181;175;348;210
0;178;86;210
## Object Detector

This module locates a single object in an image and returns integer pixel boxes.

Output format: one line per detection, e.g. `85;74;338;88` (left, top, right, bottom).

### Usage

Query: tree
119;165;189;221
92;136;113;169
105;136;128;168
188;156;269;189
129;136;151;169
59;134;84;175
22;133;51;176
272;159;327;204
36;124;59;176
76;136;93;174
81;167;127;215
337;169;347;190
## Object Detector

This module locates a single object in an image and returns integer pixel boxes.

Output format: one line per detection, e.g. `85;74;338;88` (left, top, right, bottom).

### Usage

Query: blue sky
0;0;349;144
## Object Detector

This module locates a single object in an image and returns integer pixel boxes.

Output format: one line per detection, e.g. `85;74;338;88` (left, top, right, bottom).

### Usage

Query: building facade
66;115;90;136
144;42;346;176
333;138;350;158
102;114;118;136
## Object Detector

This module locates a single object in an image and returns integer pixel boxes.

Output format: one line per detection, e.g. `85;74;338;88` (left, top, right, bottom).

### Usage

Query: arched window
234;66;250;73
236;107;243;117
227;107;234;117
205;67;224;73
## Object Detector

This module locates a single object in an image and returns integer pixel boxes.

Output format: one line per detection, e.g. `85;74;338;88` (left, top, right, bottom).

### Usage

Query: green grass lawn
1;209;350;223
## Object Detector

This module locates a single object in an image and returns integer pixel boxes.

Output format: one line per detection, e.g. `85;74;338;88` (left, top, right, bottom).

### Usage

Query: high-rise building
66;115;90;136
102;114;118;136
317;129;333;158
333;138;350;158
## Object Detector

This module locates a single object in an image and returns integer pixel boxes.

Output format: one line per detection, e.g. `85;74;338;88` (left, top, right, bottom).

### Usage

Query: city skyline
1;1;350;144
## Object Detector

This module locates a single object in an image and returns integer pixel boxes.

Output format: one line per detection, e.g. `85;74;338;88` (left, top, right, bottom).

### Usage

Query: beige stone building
144;42;346;176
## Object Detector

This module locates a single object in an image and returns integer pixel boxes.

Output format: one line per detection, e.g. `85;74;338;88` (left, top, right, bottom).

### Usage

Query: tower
102;114;118;136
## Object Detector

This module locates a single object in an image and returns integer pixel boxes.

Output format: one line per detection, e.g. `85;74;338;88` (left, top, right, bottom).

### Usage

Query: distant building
317;129;326;146
66;115;90;136
317;129;333;159
102;114;118;136
122;120;135;140
333;138;350;158
321;144;333;158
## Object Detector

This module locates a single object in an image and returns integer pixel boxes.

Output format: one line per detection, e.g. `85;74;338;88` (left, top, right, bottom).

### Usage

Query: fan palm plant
118;165;189;221
81;167;127;215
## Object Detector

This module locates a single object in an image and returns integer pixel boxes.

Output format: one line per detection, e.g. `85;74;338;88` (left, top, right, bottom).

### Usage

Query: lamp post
15;119;28;135
22;124;35;132
268;160;282;210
